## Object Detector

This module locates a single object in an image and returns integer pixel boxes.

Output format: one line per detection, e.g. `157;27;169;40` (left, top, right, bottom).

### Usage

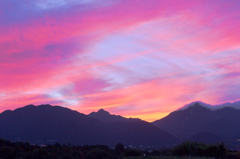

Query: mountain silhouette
152;102;240;142
0;104;179;147
88;109;142;123
187;132;222;144
0;104;102;145
180;100;240;110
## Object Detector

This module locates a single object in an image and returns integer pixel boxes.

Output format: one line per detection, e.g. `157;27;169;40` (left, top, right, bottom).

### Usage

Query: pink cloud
1;0;240;121
0;93;64;112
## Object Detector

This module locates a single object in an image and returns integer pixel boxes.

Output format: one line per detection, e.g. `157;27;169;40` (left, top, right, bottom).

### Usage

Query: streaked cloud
1;0;240;121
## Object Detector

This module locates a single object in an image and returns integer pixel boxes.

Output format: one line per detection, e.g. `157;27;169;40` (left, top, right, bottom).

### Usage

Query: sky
1;0;240;121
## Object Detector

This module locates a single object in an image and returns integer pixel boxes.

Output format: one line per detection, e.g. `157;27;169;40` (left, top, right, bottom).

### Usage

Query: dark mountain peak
187;102;211;111
38;104;53;107
153;100;240;143
180;100;240;111
16;104;65;111
88;109;110;117
217;106;236;111
152;102;215;139
194;103;210;109
13;104;36;112
8;104;89;122
179;102;212;115
23;104;36;108
2;110;12;113
193;102;201;107
13;104;52;112
97;109;110;115
214;106;240;119
14;104;55;111
88;109;142;123
1;110;12;116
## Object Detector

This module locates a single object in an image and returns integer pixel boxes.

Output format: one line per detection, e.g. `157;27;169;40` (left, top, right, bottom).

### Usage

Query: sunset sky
1;0;240;121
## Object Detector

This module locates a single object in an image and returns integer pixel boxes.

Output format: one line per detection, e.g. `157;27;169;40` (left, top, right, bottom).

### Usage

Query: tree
115;143;124;152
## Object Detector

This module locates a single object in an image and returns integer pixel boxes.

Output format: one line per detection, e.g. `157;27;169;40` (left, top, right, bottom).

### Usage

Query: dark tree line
0;139;145;159
0;139;235;159
173;141;226;157
0;139;114;159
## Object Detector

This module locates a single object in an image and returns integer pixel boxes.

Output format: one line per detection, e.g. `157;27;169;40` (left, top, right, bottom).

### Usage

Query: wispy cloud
1;0;240;121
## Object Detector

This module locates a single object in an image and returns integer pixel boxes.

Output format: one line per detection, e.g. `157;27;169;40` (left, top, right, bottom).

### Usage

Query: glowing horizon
1;0;240;122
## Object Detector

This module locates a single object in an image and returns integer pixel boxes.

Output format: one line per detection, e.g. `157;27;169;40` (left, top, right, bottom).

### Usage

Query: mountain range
0;104;178;147
0;101;240;149
88;102;240;147
179;100;240;110
88;109;142;123
152;102;240;147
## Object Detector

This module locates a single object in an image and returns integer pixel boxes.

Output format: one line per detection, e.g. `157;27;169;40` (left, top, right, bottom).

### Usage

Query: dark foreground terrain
0;139;239;159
